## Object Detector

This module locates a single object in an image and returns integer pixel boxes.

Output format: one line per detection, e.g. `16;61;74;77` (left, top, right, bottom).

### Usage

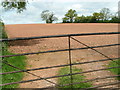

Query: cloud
28;0;119;2
71;4;82;10
1;1;119;24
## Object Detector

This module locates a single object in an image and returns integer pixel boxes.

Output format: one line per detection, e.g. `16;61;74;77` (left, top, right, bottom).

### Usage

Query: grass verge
58;66;92;88
1;22;26;88
108;59;120;80
2;52;26;88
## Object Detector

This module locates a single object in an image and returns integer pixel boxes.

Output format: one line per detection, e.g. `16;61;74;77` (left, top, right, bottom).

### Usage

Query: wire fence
1;32;120;89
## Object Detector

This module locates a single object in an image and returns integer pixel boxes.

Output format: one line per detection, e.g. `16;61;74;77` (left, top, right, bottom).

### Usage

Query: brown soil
5;23;119;88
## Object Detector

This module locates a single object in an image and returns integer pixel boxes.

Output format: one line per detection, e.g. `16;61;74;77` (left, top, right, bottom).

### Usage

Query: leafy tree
74;16;81;23
78;15;86;23
85;16;93;23
41;10;58;23
110;11;120;23
62;17;69;23
63;9;77;23
0;18;5;39
1;0;27;13
74;15;93;23
110;16;120;23
100;8;111;21
92;12;103;21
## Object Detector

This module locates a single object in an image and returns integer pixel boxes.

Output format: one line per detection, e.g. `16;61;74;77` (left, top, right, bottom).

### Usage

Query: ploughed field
5;23;119;88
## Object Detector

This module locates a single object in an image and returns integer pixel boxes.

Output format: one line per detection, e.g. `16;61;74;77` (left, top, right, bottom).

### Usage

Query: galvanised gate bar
1;32;120;89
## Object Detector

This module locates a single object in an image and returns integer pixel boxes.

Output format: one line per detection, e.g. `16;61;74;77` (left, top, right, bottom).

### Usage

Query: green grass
108;59;120;80
1;22;26;88
2;52;26;88
58;66;92;89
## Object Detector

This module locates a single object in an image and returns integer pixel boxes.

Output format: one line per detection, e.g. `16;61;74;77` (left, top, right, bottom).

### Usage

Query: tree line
1;1;120;23
63;8;120;23
41;8;120;23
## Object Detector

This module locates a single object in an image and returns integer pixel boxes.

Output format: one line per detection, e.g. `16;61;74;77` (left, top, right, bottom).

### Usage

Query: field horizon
5;23;118;38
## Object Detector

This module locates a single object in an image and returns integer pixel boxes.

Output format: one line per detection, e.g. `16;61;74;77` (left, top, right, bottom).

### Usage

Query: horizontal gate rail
85;81;120;89
1;43;119;58
1;66;120;86
1;32;120;42
60;75;120;87
1;57;120;75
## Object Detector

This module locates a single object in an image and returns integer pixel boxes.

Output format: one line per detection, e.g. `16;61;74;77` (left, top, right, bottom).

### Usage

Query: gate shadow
8;39;44;46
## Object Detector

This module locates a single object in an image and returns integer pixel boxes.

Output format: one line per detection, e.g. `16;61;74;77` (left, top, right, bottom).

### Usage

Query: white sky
0;0;119;24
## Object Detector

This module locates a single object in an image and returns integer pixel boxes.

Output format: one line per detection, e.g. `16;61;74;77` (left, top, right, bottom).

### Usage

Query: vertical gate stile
68;36;73;89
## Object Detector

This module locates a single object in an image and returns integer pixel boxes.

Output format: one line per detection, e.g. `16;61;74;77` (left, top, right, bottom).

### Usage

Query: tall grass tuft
108;59;120;80
58;66;92;88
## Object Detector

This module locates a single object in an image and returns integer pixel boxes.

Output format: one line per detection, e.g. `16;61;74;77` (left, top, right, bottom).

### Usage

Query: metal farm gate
1;32;120;89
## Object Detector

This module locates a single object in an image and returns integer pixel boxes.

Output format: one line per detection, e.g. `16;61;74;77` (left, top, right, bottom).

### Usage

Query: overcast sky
0;0;119;24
